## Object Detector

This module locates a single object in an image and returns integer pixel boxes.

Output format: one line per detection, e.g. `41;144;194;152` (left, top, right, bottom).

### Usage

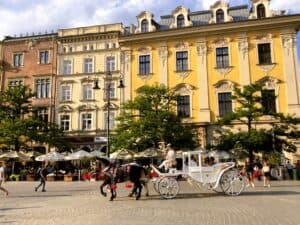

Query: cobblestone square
0;180;300;225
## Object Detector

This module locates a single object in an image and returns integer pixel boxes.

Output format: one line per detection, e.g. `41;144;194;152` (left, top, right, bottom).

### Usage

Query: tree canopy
214;83;300;163
0;85;71;152
111;84;199;151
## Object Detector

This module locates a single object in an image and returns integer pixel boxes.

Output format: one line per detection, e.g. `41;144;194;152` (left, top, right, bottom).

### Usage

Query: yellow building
56;23;124;151
120;0;300;158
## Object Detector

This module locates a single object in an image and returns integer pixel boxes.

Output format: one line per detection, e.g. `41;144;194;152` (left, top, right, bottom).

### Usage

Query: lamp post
93;71;125;158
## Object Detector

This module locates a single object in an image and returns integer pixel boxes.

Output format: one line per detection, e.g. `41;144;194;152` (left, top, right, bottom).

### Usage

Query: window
257;4;266;19
82;84;93;100
105;43;109;49
177;95;190;118
176;51;188;71
8;80;23;87
139;55;150;75
177;14;185;28
37;108;48;123
35;78;50;98
69;47;73;52
81;113;92;130
63;60;72;75
104;112;115;130
258;43;271;64
104;82;116;99
106;56;115;72
90;45;94;50
39;51;49;64
216;47;229;68
63;47;66;53
141;19;149;33
60;115;70;131
13;53;23;67
218;92;232;117
84;58;93;73
262;89;276;114
83;46;87;51
216;9;224;23
61;85;71;101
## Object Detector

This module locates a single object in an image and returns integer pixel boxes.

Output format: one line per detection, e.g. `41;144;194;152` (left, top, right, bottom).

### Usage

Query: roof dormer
170;6;192;29
135;11;158;33
249;0;274;19
209;0;233;24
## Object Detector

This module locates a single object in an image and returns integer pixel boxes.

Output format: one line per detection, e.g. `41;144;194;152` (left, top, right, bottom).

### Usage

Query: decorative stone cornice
120;14;300;44
58;105;73;113
215;67;233;78
257;63;276;74
214;79;238;92
175;70;191;80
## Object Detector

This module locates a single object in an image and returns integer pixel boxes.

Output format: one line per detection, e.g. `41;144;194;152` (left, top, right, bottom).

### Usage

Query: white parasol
35;151;66;162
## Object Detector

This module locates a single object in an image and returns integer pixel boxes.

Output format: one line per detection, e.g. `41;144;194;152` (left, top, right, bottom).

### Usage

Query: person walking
244;158;255;188
0;161;9;196
262;159;271;188
286;161;294;180
35;165;48;192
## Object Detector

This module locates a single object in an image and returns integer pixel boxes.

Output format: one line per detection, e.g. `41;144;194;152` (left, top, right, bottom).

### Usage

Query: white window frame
35;78;51;99
82;83;93;100
63;60;72;75
103;111;115;130
13;52;24;67
60;114;71;131
83;58;94;73
106;56;116;72
81;113;92;130
61;84;72;101
39;50;50;64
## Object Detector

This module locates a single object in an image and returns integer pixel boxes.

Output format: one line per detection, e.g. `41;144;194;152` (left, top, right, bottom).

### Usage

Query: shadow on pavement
1;206;40;211
243;190;300;196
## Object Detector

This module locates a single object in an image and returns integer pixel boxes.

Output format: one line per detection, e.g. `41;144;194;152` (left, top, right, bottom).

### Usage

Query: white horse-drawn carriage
150;150;246;199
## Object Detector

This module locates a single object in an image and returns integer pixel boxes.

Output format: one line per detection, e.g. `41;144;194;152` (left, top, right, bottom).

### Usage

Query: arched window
257;4;266;19
216;9;224;23
141;19;149;33
177;14;185;28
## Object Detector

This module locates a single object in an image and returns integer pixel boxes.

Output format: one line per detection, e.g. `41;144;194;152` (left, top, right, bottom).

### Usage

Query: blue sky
0;0;300;61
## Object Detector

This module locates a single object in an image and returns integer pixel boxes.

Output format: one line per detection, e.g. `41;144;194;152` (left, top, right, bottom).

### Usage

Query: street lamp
93;71;125;158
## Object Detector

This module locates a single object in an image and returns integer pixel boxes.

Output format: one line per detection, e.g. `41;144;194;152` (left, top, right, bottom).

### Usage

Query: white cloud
0;0;300;40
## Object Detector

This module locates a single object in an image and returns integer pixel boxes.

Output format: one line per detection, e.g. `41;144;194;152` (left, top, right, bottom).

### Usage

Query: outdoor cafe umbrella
20;150;42;158
0;151;32;174
207;150;231;160
90;150;105;158
35;151;66;162
64;150;93;181
134;147;164;158
110;149;135;160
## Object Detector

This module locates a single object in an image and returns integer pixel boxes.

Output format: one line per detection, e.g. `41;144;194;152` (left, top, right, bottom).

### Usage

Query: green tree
111;84;198;152
0;85;71;152
214;83;299;163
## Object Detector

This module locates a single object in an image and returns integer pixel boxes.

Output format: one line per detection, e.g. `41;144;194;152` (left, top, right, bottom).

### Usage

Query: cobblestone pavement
0;180;299;225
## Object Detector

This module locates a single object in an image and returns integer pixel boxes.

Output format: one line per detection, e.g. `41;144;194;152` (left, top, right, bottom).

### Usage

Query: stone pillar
281;31;300;116
237;34;251;85
122;48;132;102
196;39;210;122
158;43;168;86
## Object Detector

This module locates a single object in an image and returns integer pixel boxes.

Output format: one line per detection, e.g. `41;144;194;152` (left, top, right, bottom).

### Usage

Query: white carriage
151;150;246;199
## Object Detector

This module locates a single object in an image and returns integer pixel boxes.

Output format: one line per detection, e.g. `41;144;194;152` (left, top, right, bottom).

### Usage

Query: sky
0;0;300;60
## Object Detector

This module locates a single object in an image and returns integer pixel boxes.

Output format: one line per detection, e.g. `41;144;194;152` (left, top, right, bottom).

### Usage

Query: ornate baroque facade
56;23;124;150
120;0;300;159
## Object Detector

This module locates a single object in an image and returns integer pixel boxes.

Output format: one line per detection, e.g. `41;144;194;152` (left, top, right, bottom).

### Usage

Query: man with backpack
35;165;48;192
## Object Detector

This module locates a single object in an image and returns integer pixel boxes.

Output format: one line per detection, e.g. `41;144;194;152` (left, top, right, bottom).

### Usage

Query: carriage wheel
158;177;179;199
220;169;246;196
153;177;162;194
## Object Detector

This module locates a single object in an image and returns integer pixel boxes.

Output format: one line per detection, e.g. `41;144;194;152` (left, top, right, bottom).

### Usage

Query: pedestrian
262;159;271;188
296;160;300;180
158;144;176;172
0;161;9;196
244;158;255;188
35;164;48;192
286;161;294;180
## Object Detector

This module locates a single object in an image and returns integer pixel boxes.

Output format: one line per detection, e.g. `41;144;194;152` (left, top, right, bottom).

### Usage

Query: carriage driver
158;144;176;172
